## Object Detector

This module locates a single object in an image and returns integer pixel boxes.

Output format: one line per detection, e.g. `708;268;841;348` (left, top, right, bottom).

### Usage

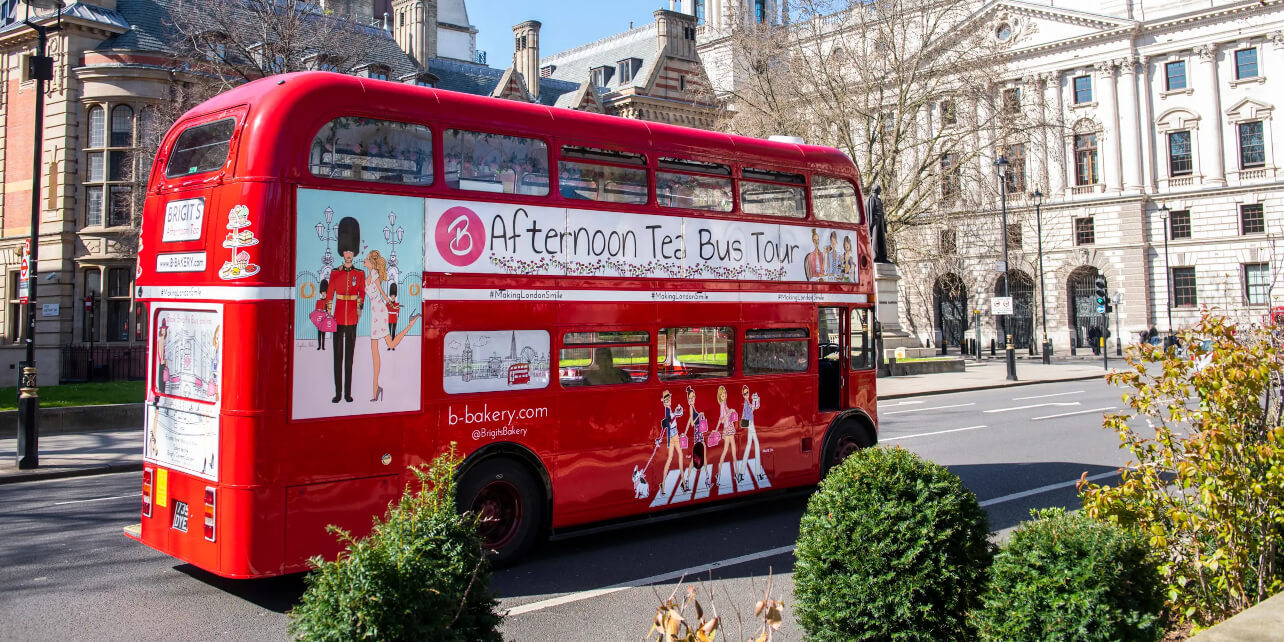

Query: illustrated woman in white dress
363;250;421;401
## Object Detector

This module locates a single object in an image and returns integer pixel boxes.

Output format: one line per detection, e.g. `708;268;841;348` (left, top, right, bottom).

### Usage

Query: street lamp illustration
383;212;405;286
316;206;337;247
995;155;1017;381
1032;188;1050;364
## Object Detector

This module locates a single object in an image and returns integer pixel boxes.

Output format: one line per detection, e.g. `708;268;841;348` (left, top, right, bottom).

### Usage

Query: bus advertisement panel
426;200;862;284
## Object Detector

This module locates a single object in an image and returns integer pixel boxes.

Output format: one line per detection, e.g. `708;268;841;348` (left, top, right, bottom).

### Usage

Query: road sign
1096;304;1106;314
18;239;30;304
992;296;1014;315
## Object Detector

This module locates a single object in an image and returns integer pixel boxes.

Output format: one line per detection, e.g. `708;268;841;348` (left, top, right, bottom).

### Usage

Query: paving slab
877;358;1112;399
0;429;142;484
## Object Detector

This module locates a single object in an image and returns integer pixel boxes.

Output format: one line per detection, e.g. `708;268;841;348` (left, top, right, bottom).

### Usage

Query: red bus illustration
126;72;878;577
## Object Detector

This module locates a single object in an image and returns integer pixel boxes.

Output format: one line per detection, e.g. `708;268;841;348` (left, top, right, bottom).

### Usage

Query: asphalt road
0;377;1133;641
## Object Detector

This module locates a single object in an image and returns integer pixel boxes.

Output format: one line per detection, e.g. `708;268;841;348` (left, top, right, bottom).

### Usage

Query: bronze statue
867;185;890;264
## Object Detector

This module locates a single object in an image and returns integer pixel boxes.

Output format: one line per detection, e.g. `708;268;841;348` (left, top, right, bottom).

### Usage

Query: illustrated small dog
632;466;650;499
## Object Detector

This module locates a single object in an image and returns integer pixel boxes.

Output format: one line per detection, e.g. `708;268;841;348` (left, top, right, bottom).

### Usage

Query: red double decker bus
126;72;878;577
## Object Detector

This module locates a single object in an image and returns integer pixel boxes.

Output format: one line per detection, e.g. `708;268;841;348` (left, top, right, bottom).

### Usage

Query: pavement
0;357;1116;484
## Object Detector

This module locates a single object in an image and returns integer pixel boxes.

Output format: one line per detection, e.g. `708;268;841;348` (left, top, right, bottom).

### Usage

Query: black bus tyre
457;457;544;567
821;422;869;478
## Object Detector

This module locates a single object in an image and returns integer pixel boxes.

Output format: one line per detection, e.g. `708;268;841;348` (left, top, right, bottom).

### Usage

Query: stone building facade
702;0;1284;352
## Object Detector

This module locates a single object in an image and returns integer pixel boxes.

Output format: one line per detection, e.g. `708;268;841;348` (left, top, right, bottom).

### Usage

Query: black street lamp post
1159;203;1173;344
16;0;64;470
995;156;1017;381
1032;188;1050;364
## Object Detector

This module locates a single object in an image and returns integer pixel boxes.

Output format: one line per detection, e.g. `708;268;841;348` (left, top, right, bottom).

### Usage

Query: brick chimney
512;20;542;101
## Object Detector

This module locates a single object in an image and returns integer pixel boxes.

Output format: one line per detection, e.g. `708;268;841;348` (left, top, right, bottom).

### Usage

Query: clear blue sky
471;1;668;67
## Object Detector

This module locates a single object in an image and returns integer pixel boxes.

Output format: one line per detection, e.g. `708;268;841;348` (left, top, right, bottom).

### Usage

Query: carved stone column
1094;60;1122;192
1116;56;1144;193
1043;72;1066;196
1195;44;1225;185
1138;55;1158;192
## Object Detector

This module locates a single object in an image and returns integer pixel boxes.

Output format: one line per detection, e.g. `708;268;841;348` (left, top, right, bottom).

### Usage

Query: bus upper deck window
444;129;549;196
310;117;433;185
557;146;647;205
813;175;861;224
164;118;235;179
656;157;732;212
740;168;806;218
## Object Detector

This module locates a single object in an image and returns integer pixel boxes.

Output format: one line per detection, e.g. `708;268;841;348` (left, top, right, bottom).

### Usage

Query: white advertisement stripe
425;288;869;304
137;285;294;301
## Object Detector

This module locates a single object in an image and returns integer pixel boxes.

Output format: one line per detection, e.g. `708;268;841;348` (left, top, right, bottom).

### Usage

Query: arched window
88;106;105;148
111;105;134;147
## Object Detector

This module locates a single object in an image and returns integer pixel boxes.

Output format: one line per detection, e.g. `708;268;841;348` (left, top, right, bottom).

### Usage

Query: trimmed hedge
289;449;502;641
976;508;1165;641
794;446;992;641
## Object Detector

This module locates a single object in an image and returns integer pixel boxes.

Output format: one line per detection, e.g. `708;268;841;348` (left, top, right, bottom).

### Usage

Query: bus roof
163;72;859;186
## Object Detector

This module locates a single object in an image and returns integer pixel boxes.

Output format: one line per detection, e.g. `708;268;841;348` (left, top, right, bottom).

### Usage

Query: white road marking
504;544;798;617
1012;390;1084;401
52;493;141;506
882;425;987;442
978;471;1119;507
879;400;924;407
882;402;975;415
505;470;1123;617
1032;406;1117;420
983;402;1079;413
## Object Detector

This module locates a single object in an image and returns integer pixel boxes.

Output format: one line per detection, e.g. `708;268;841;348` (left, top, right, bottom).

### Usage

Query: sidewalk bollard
990;339;996;356
887;355;896;376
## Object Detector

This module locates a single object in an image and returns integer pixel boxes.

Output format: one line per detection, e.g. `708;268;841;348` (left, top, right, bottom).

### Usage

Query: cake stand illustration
219;205;261;279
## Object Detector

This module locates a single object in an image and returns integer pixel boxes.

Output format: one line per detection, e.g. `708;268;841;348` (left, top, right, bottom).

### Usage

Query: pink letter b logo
435;206;484;267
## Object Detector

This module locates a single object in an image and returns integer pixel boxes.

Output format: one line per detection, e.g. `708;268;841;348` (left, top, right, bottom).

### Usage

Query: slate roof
79;0;420;79
540;23;657;94
428;56;581;106
0;1;130;36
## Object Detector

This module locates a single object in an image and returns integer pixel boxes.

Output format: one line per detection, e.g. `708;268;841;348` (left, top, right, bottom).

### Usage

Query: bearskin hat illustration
337;216;360;256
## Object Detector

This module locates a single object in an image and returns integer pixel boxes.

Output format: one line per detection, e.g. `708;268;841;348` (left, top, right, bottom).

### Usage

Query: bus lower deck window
560;331;649;386
445;129;549;196
310;117;433;185
743;328;810;375
165;118;235;178
658;327;732;380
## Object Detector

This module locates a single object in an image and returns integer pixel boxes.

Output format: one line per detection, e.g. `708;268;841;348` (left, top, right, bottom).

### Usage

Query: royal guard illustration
314;279;330;351
386;283;400;347
330;217;365;403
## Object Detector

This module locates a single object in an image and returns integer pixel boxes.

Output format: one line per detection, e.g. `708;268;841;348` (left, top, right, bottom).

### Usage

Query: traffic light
1094;276;1108;307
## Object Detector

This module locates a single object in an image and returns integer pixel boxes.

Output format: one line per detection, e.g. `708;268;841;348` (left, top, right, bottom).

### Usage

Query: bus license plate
172;501;189;532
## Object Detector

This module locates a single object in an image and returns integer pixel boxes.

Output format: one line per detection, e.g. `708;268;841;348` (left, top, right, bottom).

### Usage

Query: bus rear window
310;117;433;185
813;175;861;223
165;118;235;178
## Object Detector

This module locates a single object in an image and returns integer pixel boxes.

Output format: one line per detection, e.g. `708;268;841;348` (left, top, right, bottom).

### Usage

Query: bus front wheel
458;458;543;566
821;422;871;478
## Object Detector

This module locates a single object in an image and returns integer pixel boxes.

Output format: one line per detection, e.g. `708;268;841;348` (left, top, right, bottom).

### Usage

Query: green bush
976;508;1166;641
794;446;992;641
289;447;502;641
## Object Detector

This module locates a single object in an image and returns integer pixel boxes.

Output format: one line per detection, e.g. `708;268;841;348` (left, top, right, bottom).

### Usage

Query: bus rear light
142;468;153;518
203;486;216;542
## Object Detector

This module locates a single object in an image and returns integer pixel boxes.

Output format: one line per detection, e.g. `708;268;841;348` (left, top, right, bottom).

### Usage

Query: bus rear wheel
458;458;543;566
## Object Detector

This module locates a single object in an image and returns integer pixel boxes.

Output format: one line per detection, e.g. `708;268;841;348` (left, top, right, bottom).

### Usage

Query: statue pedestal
874;262;908;339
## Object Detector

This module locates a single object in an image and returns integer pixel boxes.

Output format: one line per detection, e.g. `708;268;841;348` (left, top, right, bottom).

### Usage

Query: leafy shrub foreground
794;446;992;641
288;448;502;641
1080;314;1284;627
976;508;1166;641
